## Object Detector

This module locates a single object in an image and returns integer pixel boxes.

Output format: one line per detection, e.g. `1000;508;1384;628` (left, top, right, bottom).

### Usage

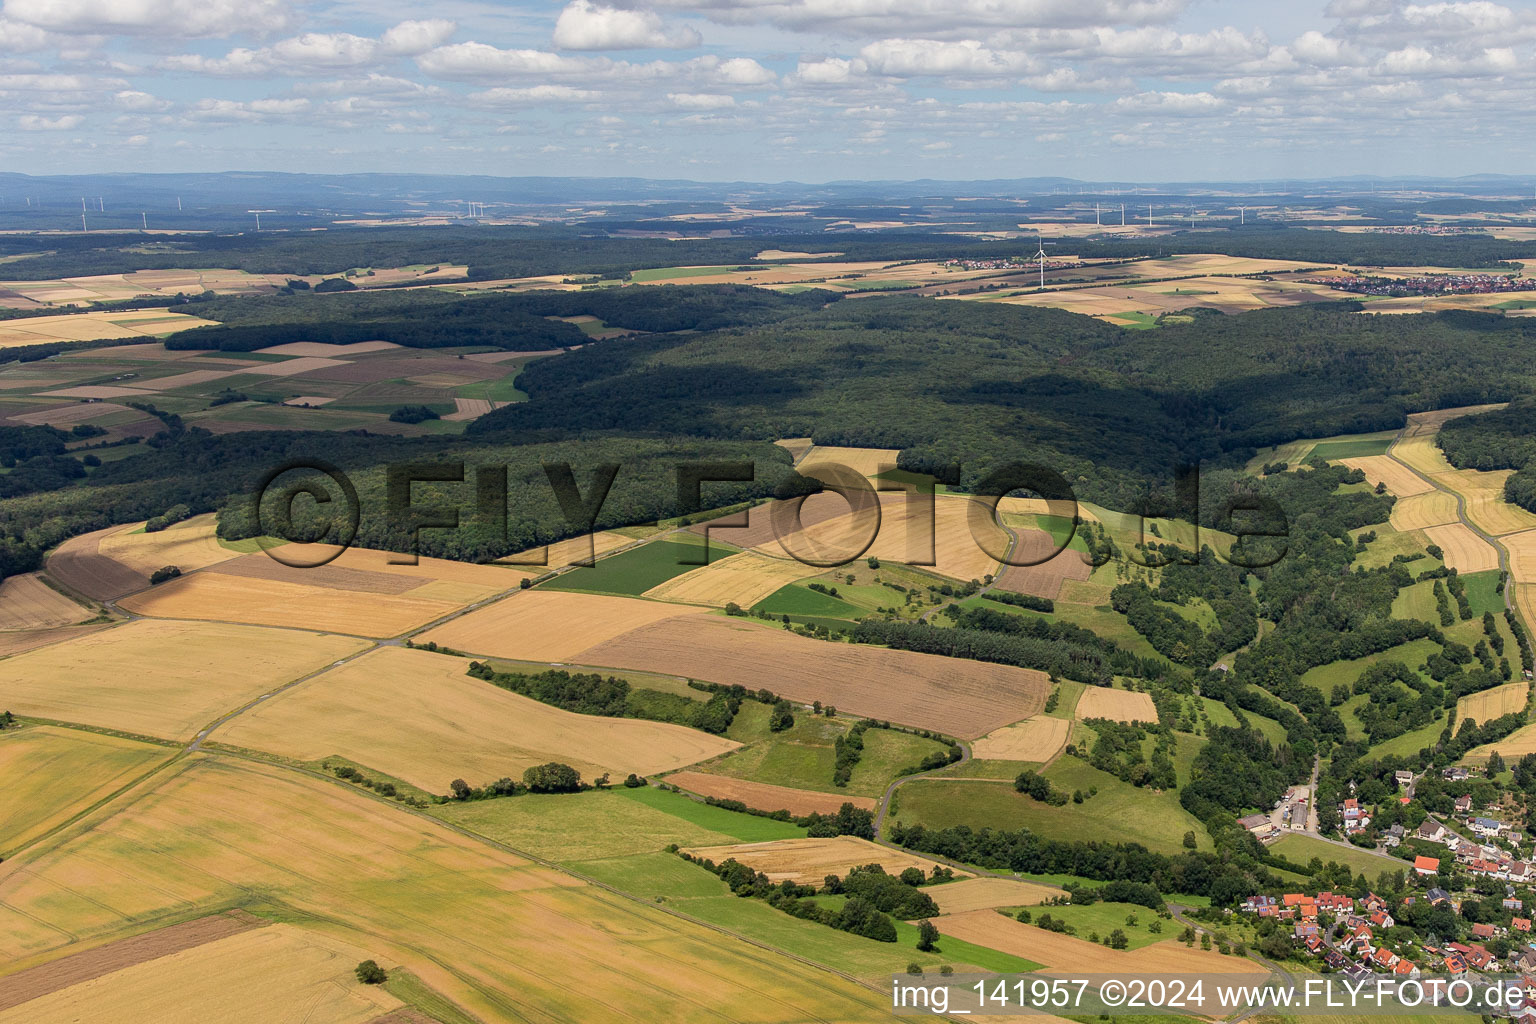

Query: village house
1369;908;1395;929
1317;892;1354;914
1414;855;1440;876
1454;794;1474;815
1515;917;1532;933
1417;820;1446;843
1471;922;1499;941
1443;767;1471;781
1472;816;1505;838
1371;946;1400;970
1427;887;1451;905
1395;770;1414;787
1238;813;1270;835
1393;958;1420;979
1506;897;1524;911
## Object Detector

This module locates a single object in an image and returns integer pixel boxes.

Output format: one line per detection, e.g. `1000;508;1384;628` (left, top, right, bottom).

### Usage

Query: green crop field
1461;570;1506;616
544;535;712;595
1310;438;1394;460
0;726;170;853
1270;834;1406;880
891;756;1209;855
1008;900;1168;949
752;583;863;619
433;786;803;862
704;711;947;797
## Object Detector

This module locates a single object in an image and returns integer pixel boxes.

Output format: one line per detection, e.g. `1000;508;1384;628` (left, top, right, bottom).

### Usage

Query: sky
2;0;1536;182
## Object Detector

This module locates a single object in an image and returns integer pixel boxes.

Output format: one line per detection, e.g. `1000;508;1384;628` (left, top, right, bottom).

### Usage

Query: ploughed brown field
993;529;1092;599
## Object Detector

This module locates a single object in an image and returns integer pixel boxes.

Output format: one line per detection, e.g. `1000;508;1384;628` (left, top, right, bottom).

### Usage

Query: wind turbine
1120;203;1125;226
141;212;148;231
1033;232;1054;290
80;212;87;232
1237;205;1246;225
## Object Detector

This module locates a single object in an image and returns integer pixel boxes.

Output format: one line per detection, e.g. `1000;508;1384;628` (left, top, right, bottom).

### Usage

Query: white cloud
186;96;309;121
17;112;81;128
0;15;47;49
379;19;456;56
858;38;1036;77
471;84;600;104
3;0;289;37
667;90;733;107
554;0;700;50
637;0;1188;37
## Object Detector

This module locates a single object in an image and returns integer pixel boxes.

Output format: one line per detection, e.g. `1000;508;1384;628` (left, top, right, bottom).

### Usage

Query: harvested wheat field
1467;722;1536;764
970;716;1071;762
799;445;902;482
939;909;1254;975
1435;469;1536;536
0;619;368;740
994;529;1092;599
1339;456;1433;496
681;837;964;887
0;727;168;852
0;757;900;1024
96;516;242;576
577;614;1049;738
218;648;737;791
1406;404;1507;435
1391;491;1459;531
0;912;261;1013
118;572;470;638
495;530;633;571
0;574;91;631
0;623;111;658
1423;522;1500;573
416;590;706;662
1508;530;1536;628
1076;687;1158;724
1393;436;1456;477
642;549;817;607
745;492;1005;582
665;772;875;816
0;923;402;1024
927;877;1065;915
1457;682;1528;726
44;526;149;600
0;309;218;349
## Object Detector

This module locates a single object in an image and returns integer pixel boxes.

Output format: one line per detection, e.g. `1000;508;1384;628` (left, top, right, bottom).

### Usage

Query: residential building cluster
1307;272;1536;297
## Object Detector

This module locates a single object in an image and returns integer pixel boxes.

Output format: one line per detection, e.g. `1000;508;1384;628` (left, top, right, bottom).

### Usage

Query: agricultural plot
414;590;706;662
1507;529;1536;630
0;574;92;631
1466;722;1536;764
0;619;368;740
750;582;862;619
893;760;1206;855
119;572;472;638
665;772;876;816
994;528;1093;599
576;614;1050;739
217;648;738;791
680;836;964;886
0;924;402;1024
1075;686;1158;724
44;525;154;600
1434;468;1536;536
798;445;903;481
938;909;1251;975
0;309;218;349
0;727;168;852
95;516;242;576
1390;491;1459;531
1393;436;1456;477
0;757;899;1024
642;549;818;607
1338;456;1432;496
926;877;1065;915
1423;522;1500;573
543;536;705;595
970;716;1070;762
1456;682;1528;726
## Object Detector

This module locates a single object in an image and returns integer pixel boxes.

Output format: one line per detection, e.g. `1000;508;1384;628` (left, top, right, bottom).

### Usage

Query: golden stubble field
0;924;402;1024
575;612;1050;739
1390;491;1459;531
680;836;965;886
416;589;707;662
1422;522;1500;573
927;877;1065;915
1338;456;1432;496
0;757;900;1024
1075;687;1158;724
642;549;819;607
216;647;739;791
0;619;368;740
0;309;219;349
0;727;168;852
0;574;92;631
970;716;1070;762
1456;682;1528;727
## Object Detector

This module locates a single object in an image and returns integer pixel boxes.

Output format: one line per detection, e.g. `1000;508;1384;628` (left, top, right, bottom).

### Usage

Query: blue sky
2;0;1536;181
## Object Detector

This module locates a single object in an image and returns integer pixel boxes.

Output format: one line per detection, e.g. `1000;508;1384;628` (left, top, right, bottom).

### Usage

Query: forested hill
0;225;1528;282
1439;398;1536;513
471;298;1536;511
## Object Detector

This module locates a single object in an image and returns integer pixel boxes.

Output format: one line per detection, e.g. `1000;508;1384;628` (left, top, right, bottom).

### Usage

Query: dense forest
0;223;1527;282
1438;399;1536;512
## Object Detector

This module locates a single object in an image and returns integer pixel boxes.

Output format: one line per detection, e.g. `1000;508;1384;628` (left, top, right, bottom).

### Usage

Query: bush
389;404;441;424
148;565;181;585
523;762;583;793
354;960;387;984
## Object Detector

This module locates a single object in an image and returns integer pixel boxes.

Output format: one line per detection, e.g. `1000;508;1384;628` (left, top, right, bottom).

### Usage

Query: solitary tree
354;960;387;985
916;920;939;952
